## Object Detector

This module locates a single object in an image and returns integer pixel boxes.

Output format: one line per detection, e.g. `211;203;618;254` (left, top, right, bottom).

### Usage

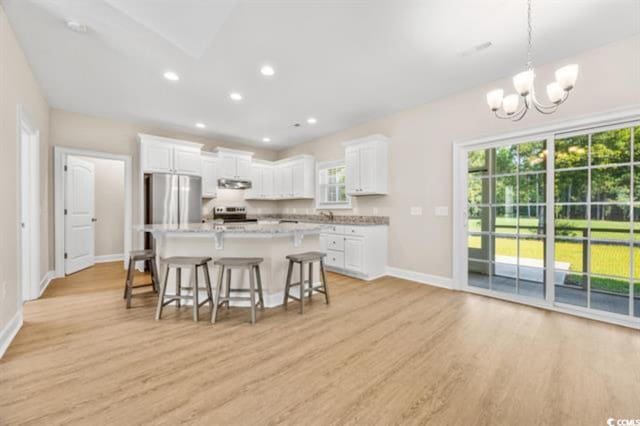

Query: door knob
91;218;98;222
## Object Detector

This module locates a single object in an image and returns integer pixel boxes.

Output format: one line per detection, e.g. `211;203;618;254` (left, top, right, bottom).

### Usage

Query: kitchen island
138;222;329;307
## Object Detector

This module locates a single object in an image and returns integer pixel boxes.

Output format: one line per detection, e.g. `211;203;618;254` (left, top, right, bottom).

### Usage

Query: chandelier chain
527;0;533;70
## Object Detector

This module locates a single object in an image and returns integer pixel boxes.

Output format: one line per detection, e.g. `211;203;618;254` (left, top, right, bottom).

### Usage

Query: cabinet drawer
343;225;365;236
324;235;344;251
324;224;345;234
324;250;344;268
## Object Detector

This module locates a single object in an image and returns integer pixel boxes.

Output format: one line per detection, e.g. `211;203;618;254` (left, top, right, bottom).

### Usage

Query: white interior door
65;157;96;274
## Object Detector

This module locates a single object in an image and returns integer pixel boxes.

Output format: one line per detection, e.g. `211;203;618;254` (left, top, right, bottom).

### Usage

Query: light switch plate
435;206;449;216
292;208;297;213
410;206;423;216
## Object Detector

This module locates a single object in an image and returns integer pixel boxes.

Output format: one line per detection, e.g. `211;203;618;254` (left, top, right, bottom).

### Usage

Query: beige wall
278;36;640;278
74;156;125;257
0;5;50;332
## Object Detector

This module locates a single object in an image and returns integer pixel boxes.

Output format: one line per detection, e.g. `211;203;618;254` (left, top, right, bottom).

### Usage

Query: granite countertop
250;214;390;226
137;222;329;236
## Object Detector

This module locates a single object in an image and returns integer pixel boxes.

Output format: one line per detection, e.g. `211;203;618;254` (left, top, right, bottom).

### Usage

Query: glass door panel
464;123;640;322
466;141;546;300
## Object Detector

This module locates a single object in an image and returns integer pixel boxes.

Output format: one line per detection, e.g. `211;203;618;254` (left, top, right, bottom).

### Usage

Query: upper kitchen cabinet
201;152;218;198
343;134;390;195
139;134;203;176
215;147;253;181
245;160;274;199
244;155;315;200
275;156;314;199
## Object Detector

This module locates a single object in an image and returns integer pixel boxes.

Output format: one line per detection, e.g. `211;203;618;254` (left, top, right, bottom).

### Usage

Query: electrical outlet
292;208;297;213
410;206;423;216
435;206;449;217
257;208;262;214
373;207;379;215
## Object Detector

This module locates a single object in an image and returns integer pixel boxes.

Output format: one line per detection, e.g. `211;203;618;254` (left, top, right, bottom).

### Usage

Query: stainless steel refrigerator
145;173;202;226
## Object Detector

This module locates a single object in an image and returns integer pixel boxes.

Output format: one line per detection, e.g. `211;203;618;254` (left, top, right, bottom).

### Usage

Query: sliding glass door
463;122;640;322
554;126;639;316
467;140;547;300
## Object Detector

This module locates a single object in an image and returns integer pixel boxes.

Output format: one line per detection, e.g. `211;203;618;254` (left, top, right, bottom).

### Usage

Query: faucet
320;211;334;221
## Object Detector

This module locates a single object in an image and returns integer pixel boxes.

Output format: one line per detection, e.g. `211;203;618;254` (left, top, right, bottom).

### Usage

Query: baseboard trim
386;267;453;290
95;253;124;263
39;270;55;297
0;310;23;359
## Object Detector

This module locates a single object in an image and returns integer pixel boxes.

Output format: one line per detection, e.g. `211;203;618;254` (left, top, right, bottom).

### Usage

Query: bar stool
124;249;160;308
211;258;264;325
155;257;213;322
283;252;330;314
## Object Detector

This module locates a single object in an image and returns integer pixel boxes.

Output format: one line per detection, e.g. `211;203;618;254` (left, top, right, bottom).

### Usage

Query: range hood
218;178;252;190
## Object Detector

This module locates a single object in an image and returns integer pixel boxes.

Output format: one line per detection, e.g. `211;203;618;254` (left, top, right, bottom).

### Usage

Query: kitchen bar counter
138;222;327;308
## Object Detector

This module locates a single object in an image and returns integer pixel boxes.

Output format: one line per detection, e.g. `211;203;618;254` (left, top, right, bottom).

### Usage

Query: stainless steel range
213;206;258;223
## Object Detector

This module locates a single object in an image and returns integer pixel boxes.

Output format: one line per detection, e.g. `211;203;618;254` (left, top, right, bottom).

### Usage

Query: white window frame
452;106;640;330
316;160;352;210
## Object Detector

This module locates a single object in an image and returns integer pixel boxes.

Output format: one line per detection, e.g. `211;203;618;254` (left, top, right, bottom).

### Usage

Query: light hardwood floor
1;262;639;425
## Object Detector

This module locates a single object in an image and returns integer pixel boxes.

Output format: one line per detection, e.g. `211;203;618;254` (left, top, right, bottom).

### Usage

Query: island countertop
137;222;329;237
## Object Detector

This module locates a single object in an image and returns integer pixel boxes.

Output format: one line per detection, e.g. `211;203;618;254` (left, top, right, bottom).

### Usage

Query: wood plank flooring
1;261;639;425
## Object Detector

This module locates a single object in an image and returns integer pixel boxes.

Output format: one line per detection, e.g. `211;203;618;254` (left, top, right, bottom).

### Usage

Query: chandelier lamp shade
486;0;579;121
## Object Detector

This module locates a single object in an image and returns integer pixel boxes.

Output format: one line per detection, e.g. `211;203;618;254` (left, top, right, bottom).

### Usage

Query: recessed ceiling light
66;20;88;33
262;137;271;143
195;123;206;129
307;117;317;125
229;92;243;101
260;65;275;77
163;71;180;81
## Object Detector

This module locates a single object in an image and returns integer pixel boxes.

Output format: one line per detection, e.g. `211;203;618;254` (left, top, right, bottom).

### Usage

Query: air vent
458;41;493;57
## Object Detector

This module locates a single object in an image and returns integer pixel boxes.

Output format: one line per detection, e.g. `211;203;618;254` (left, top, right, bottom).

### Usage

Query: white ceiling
3;0;639;148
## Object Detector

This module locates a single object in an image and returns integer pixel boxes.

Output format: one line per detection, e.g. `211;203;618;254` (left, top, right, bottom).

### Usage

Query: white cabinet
245;155;315;200
201;153;218;198
343;134;389;196
245;161;274;199
279;163;293;198
319;224;388;280
215;148;253;181
262;167;274;198
344;237;364;273
237;157;251;181
142;142;174;173
219;156;237;180
174;147;202;175
275;156;314;199
139;134;203;176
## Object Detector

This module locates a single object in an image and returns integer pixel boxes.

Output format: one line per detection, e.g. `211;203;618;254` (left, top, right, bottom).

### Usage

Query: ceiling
3;0;639;149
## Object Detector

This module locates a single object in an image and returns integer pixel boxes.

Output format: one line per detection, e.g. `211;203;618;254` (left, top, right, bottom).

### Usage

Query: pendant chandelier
486;0;579;121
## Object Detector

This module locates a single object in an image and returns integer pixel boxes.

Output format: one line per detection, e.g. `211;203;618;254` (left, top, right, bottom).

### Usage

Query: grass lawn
468;234;640;294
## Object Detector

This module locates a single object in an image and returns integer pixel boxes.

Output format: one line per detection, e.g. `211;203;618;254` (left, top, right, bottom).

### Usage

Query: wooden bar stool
155;257;213;322
211;258;264;325
124;249;160;308
283;252;330;314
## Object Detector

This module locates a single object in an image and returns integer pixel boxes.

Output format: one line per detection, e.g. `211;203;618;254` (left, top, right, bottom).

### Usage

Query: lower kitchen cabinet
344;237;364;273
320;225;387;280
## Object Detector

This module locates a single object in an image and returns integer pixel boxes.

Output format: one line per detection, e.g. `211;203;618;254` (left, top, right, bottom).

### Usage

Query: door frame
17;105;41;301
452;106;640;329
54;147;133;277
